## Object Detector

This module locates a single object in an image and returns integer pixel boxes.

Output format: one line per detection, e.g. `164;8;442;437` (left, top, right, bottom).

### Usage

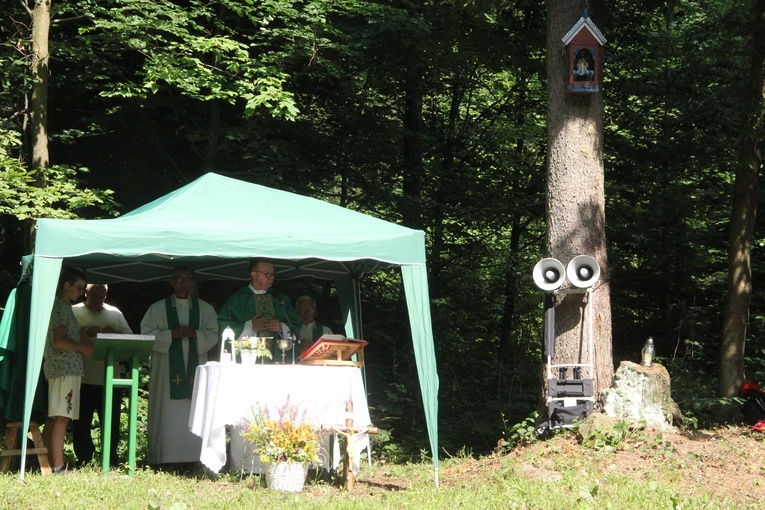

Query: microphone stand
282;296;296;365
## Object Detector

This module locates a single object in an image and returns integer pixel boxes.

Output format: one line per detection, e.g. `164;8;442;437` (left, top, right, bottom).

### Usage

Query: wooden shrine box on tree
562;9;606;94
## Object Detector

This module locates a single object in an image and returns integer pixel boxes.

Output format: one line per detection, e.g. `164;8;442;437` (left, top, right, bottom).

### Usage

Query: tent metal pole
351;276;367;391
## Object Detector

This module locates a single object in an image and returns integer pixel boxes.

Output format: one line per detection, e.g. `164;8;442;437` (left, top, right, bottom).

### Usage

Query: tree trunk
401;77;424;229
203;99;221;172
30;0;51;173
400;0;425;231
429;80;462;298
545;0;613;400
720;0;765;398
499;211;522;367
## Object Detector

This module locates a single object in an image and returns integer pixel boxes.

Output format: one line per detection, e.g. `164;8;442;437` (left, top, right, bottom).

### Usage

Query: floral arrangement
236;336;273;360
240;400;321;464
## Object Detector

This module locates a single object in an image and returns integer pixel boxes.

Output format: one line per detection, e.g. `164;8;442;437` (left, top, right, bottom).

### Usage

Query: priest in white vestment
140;267;219;467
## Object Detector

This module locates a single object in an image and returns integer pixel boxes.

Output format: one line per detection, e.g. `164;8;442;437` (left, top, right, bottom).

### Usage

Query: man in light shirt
72;283;132;467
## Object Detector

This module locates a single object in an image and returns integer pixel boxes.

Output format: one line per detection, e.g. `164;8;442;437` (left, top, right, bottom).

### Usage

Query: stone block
602;360;673;431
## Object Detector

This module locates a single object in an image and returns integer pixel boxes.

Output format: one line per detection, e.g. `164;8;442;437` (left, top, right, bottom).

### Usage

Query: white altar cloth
189;362;371;473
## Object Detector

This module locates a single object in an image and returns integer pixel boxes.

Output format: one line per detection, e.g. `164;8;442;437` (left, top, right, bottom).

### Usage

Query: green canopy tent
0;173;439;482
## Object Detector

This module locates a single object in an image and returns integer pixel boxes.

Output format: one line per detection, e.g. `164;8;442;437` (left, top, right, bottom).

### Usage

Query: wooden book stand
299;336;368;368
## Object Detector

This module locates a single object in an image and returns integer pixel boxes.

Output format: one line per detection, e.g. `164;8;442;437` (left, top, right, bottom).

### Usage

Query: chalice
277;335;293;364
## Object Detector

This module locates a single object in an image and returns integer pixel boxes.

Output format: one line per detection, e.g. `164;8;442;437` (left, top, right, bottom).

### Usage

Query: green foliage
606;0;746;361
577;420;675;459
665;352;743;427
679;410;699;431
577;479;600;505
0;165;118;220
0;129;119;221
367;427;405;465
498;411;541;452
75;388;149;469
578;419;634;452
78;0;300;119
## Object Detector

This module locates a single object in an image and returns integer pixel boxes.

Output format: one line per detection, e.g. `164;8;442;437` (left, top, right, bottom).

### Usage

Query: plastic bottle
641;337;655;367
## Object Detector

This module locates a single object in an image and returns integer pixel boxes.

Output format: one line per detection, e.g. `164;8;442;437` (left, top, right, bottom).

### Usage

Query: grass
2;412;762;509
0;444;757;510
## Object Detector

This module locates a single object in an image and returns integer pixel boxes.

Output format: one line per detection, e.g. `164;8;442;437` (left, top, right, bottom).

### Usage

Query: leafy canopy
0;128;118;220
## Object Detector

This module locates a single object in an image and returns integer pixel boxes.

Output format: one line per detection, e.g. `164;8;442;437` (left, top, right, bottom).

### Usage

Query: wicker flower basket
264;462;308;492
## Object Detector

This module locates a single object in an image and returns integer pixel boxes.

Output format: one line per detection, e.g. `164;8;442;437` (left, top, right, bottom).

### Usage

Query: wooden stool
0;422;51;475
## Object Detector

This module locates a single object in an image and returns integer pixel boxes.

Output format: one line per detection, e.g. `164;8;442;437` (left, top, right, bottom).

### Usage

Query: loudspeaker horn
533;258;566;292
566;255;601;288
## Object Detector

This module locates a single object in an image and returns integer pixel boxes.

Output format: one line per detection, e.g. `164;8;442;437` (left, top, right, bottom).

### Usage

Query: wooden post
344;401;354;489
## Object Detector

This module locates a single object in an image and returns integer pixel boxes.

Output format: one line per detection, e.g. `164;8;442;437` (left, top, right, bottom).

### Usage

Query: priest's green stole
310;322;326;342
165;296;200;399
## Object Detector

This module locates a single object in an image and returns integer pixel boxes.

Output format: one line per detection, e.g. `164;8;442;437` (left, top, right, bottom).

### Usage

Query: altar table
189;362;371;473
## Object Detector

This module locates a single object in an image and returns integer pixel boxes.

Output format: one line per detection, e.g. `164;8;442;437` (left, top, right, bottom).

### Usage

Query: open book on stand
299;335;368;368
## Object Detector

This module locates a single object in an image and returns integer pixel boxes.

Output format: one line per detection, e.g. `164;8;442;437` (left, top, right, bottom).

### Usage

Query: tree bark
545;0;613;400
30;0;51;173
499;211;522;366
402;77;424;229
400;0;425;231
720;0;765;398
203;99;221;172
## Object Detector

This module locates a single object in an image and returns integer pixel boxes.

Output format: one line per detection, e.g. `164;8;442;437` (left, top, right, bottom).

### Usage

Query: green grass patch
0;450;756;510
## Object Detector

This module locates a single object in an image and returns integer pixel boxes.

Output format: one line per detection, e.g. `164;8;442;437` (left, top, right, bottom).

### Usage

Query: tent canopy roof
33;173;426;282
5;172;438;483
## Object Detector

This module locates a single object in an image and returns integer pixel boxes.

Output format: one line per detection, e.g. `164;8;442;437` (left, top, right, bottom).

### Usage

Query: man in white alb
72;283;132;466
140;267;218;469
